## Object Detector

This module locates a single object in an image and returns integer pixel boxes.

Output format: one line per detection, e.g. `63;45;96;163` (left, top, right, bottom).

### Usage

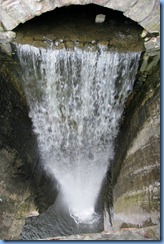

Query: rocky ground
42;225;160;240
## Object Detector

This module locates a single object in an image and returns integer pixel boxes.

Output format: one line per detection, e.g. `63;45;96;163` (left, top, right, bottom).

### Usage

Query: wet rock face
0;148;37;240
0;52;39;239
0;51;37;171
111;61;160;229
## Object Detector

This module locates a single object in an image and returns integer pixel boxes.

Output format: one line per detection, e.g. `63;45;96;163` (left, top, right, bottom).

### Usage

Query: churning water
16;44;140;225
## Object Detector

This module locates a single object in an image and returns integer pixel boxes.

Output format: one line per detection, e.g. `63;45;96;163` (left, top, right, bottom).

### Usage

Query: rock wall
0;51;39;239
110;52;160;229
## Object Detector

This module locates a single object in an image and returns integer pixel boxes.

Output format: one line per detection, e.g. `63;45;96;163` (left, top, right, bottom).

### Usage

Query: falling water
16;44;140;224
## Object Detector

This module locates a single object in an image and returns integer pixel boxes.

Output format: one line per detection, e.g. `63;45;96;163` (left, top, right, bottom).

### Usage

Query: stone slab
2;0;34;24
0;8;18;30
144;36;160;53
0;31;16;43
124;0;156;23
139;0;160;33
104;0;137;12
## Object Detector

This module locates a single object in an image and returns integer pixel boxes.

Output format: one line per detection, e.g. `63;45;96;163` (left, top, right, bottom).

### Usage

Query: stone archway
0;0;160;54
0;0;160;33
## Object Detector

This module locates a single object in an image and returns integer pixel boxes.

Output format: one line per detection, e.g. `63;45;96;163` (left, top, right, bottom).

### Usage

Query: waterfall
16;44;140;224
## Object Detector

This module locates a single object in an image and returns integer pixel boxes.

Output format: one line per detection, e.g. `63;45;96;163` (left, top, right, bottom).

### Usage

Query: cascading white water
16;44;140;224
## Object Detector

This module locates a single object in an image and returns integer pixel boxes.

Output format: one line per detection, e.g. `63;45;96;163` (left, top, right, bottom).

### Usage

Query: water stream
16;44;140;235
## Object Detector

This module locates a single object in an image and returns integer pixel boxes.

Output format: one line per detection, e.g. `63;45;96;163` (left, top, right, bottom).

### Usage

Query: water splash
16;44;140;223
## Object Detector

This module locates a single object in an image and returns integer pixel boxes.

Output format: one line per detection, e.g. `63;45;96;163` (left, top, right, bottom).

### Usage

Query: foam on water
16;44;140;223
